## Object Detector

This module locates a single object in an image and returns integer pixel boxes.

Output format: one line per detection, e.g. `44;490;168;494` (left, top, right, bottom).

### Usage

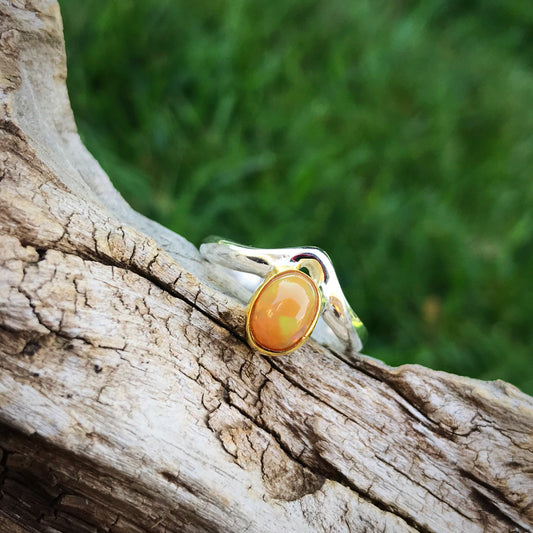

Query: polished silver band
200;237;366;356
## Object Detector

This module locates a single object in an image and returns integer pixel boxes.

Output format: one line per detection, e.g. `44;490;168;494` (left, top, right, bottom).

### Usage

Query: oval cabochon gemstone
248;270;320;353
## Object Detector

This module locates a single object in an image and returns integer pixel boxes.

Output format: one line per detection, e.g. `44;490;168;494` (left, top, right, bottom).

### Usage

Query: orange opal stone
248;270;320;354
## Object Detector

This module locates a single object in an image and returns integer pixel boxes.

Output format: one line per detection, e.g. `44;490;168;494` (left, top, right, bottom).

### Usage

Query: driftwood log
1;2;532;532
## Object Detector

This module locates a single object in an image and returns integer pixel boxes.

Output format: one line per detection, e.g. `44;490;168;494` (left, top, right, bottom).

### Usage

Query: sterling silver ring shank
200;237;366;357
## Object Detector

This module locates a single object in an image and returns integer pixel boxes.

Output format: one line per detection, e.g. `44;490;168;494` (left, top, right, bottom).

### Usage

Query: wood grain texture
1;1;532;532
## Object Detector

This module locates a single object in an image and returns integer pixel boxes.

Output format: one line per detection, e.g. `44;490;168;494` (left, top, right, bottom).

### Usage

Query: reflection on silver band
200;237;366;356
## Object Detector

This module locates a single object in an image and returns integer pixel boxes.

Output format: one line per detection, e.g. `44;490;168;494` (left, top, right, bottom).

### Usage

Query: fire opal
248;270;320;353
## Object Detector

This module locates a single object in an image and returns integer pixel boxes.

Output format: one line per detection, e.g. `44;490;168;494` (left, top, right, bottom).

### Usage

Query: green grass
59;0;533;394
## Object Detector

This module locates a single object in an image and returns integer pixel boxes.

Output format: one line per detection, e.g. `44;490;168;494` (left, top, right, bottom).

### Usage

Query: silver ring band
200;237;366;357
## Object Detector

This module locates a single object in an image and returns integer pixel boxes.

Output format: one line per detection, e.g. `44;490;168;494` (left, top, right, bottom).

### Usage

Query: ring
200;237;366;357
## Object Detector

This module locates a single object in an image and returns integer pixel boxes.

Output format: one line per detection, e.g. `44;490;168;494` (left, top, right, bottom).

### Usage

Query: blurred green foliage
59;0;533;393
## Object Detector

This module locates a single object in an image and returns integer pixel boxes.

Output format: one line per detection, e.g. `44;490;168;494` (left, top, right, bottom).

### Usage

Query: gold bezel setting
245;266;324;356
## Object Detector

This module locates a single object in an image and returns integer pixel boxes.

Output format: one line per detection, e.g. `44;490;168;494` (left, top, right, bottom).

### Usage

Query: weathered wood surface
0;2;532;532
